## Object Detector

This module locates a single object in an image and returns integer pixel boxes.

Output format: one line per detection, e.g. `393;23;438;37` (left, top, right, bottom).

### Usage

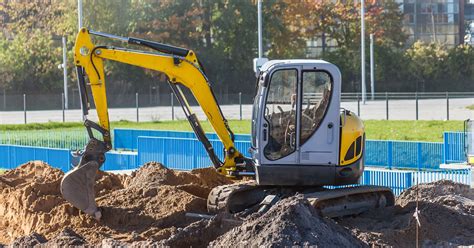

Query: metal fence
365;140;444;170
114;128;250;150
0;129;89;150
0;144;71;171
0;92;472;124
0;140;470;196
0;129;467;170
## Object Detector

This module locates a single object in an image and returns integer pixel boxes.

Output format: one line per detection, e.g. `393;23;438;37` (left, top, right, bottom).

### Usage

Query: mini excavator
60;29;394;220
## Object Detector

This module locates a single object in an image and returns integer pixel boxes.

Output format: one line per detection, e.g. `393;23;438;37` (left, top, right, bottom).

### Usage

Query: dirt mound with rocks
211;195;367;247
0;161;232;246
2;161;473;247
338;180;474;247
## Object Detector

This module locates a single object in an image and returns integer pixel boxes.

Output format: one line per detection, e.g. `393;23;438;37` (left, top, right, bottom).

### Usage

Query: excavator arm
61;28;248;219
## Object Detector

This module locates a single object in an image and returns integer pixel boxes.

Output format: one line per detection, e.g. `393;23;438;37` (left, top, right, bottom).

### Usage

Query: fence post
136;92;139;122
385;92;389;120
357;92;360;116
443;132;449;164
171;92;174;121
2;88;5;110
23;93;27;124
62;93;65;123
239;92;242;121
415;92;419;120
417;142;422;171
387;141;393;170
446;91;449;120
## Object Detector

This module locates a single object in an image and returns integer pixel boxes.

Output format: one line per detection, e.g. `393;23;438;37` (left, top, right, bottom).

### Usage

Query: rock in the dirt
44;228;86;246
162;214;239;248
211;195;366;248
8;233;47;247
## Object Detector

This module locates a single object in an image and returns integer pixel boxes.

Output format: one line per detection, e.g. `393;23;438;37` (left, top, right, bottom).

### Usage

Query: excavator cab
250;60;363;186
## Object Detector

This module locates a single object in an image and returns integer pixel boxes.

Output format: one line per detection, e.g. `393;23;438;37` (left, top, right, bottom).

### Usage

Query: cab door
259;67;300;165
297;65;341;165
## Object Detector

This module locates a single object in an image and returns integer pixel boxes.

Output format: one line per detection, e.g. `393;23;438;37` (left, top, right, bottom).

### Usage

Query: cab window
300;71;332;145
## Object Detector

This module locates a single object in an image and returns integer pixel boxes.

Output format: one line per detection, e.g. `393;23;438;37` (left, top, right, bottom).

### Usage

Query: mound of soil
211;195;366;247
0;161;232;245
339;180;474;247
3;161;473;247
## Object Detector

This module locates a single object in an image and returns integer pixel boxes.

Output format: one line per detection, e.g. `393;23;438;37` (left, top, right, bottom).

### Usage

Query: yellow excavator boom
61;28;244;219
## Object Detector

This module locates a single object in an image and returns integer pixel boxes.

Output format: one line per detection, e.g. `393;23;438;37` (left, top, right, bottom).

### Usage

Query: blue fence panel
420;142;444;170
444;132;465;163
137;136;165;166
103;151;138;171
137;136;247;170
138;137;196;170
365;140;389;166
391;141;417;169
360;168;412;195
115;128;251;150
0;145;71;171
414;169;471;185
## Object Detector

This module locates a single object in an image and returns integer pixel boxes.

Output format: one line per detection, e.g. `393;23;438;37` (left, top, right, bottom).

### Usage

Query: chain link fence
0;92;472;124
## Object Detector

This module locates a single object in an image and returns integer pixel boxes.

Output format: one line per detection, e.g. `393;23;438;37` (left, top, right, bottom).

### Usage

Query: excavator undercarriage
208;182;394;218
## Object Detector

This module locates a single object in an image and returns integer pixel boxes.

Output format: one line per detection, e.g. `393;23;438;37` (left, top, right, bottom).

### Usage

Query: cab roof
260;59;332;72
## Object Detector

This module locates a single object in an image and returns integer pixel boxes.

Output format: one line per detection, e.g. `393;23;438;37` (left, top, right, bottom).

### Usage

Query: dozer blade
60;161;102;220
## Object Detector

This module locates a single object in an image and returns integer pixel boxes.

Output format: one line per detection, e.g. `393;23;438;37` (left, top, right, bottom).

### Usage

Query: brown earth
338;180;474;247
1;162;473;248
210;195;367;248
0;161;232;246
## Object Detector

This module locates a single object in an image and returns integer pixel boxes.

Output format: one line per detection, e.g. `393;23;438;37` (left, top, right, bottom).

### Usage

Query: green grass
0;169;6;175
364;120;463;142
0;120;463;142
467;104;474;110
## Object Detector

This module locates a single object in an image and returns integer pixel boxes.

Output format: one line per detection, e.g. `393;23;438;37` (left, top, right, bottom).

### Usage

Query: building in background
464;0;474;44
396;0;470;46
397;0;474;46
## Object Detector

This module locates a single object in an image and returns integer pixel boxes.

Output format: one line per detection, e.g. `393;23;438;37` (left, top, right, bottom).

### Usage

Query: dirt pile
211;195;366;247
339;180;474;247
2;161;473;247
0;161;232;246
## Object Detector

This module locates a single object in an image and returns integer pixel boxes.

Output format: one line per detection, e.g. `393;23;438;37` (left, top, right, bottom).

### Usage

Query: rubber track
207;182;259;214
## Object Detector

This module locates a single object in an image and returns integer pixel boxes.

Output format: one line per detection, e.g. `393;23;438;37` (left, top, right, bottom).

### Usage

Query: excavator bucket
60;161;102;220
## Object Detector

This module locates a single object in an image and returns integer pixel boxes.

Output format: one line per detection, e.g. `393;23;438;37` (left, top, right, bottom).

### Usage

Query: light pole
62;37;68;109
361;0;366;104
253;0;268;75
370;33;375;101
257;0;263;59
78;0;83;30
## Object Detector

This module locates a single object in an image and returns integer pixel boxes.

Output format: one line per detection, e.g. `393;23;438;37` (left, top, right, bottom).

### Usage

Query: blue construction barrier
0;143;470;196
137;136;251;170
0;144;71;171
103;151;138;171
365;140;444;170
443;131;465;163
137;135;445;170
114;128;250;150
